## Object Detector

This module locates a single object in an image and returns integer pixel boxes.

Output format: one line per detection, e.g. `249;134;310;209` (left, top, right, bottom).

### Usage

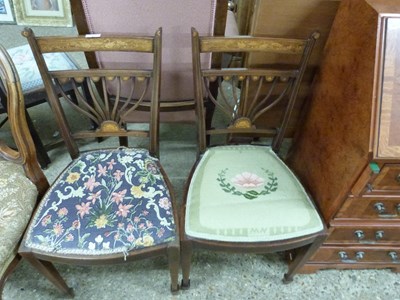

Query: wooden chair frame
17;28;181;296
179;28;327;288
0;45;49;297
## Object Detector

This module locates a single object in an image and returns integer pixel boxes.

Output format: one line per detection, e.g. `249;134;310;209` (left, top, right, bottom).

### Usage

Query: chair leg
22;254;74;298
283;234;326;283
25;112;51;169
0;254;22;299
180;240;193;290
167;245;180;293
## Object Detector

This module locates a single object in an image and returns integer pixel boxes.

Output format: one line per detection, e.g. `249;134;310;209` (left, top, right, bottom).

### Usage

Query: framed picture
14;0;73;27
0;0;15;23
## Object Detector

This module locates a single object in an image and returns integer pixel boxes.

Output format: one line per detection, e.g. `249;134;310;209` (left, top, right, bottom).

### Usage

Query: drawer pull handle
375;230;384;240
338;251;365;263
374;202;386;214
354;230;365;240
355;251;365;260
388;251;400;263
374;202;399;218
396;174;400;183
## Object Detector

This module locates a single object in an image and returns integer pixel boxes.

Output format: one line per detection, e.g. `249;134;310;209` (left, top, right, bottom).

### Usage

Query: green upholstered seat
185;145;324;242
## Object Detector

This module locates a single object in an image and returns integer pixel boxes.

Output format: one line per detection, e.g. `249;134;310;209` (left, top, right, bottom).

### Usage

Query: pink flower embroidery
126;224;134;232
158;197;171;210
72;220;81;229
113;170;124;181
107;159;116;170
117;204;134;218
87;190;102;204
76;202;91;218
231;172;264;188
111;189;127;204
97;164;107;177
84;176;100;192
57;207;68;217
41;215;52;226
53;223;64;236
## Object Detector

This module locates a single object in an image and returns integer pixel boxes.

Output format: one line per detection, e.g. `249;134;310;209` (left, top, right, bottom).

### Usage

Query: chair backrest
191;27;319;153
71;0;228;103
0;45;49;196
22;28;162;159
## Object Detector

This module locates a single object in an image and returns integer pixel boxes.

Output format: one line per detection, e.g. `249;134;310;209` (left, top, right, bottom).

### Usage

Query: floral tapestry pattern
7;44;77;93
25;148;176;255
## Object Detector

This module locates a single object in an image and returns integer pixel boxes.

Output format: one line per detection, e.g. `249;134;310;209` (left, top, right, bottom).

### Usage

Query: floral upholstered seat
24;148;176;256
185;145;324;242
7;44;77;94
0;160;38;278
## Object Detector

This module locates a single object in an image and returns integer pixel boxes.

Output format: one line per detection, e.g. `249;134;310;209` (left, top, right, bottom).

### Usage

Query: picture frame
13;0;73;27
0;0;15;24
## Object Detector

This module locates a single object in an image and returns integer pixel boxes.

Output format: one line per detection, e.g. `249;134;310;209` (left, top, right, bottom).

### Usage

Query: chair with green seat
180;28;327;288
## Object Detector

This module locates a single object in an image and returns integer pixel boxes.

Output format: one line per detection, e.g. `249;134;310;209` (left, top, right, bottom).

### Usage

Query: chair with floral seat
18;27;180;295
179;28;327;289
0;44;49;298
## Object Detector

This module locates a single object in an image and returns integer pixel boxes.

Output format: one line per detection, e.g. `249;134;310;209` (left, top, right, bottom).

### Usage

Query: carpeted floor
1;24;400;300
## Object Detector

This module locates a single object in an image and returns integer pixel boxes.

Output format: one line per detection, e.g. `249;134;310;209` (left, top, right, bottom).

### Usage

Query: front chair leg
180;240;193;290
283;234;326;283
22;254;74;297
0;254;23;298
167;244;180;293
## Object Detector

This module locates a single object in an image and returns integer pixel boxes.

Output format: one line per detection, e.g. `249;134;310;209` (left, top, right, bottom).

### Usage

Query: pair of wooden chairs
0;25;326;296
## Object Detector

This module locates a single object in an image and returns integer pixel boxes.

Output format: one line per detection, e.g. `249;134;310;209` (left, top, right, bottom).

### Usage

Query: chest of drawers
288;0;400;273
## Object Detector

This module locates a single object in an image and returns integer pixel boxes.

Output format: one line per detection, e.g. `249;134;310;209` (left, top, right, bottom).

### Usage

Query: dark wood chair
70;0;232;130
0;44;49;298
18;27;181;296
0;44;80;169
180;28;327;288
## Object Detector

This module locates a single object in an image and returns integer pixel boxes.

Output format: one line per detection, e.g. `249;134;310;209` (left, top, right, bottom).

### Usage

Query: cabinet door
376;17;400;158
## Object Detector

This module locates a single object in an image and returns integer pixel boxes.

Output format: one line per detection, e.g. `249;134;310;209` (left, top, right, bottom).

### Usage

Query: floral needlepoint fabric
7;44;77;93
25;148;176;255
185;145;323;242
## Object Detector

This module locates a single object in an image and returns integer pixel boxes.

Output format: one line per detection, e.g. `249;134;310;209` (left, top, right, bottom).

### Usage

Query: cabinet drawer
371;164;400;191
309;246;400;264
327;225;400;244
336;196;400;219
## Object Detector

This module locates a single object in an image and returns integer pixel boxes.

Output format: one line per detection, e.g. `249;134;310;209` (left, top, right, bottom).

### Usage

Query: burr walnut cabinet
288;0;400;272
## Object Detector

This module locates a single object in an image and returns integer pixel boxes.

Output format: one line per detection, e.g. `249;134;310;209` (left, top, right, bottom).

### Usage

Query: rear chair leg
22;254;74;297
180;240;193;290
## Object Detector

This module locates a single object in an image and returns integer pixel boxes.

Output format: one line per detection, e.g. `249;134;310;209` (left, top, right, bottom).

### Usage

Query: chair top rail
22;29;157;53
199;36;311;54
